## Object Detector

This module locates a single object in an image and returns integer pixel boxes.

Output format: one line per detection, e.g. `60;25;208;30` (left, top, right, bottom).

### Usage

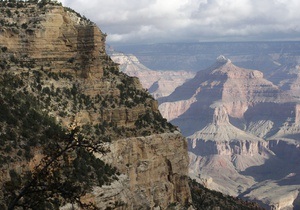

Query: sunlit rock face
0;3;192;209
98;132;191;209
1;5;107;79
159;56;300;209
159;56;285;136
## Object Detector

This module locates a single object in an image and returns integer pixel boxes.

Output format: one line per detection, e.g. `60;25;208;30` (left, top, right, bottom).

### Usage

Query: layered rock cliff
0;2;191;209
159;56;287;131
158;56;300;209
1;2;106;79
96;132;190;209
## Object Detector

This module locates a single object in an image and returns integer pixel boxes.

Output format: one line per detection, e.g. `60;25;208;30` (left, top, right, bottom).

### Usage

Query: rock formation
108;49;195;99
96;132;191;209
0;2;191;209
159;56;300;209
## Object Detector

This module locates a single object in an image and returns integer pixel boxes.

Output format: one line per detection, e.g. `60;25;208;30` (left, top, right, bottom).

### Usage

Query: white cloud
58;0;300;44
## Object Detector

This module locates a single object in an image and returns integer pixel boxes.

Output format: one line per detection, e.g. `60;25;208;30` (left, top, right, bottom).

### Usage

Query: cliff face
0;2;191;209
159;57;284;130
158;56;300;209
96;132;190;209
1;4;105;79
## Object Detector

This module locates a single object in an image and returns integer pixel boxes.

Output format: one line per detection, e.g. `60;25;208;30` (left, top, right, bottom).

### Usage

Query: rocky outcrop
96;132;191;209
0;2;191;209
187;103;273;196
1;4;107;79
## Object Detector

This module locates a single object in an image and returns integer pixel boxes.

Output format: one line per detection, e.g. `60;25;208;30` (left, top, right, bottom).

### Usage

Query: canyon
113;46;300;209
158;56;300;209
1;1;300;209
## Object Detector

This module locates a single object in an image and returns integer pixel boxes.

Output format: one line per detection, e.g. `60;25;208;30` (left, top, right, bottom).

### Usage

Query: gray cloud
59;0;300;44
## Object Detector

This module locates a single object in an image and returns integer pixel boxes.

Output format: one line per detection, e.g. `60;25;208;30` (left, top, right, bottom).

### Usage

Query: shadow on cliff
240;155;300;186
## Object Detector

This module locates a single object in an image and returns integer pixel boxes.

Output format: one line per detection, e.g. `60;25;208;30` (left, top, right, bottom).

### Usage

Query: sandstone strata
96;132;191;209
0;2;191;209
158;56;300;209
1;5;107;79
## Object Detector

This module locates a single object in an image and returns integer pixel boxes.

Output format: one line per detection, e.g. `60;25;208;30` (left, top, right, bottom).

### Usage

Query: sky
58;0;300;45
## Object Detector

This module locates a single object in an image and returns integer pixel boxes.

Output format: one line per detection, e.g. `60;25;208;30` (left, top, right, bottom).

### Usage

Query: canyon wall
96;132;191;209
157;57;300;209
0;2;191;209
